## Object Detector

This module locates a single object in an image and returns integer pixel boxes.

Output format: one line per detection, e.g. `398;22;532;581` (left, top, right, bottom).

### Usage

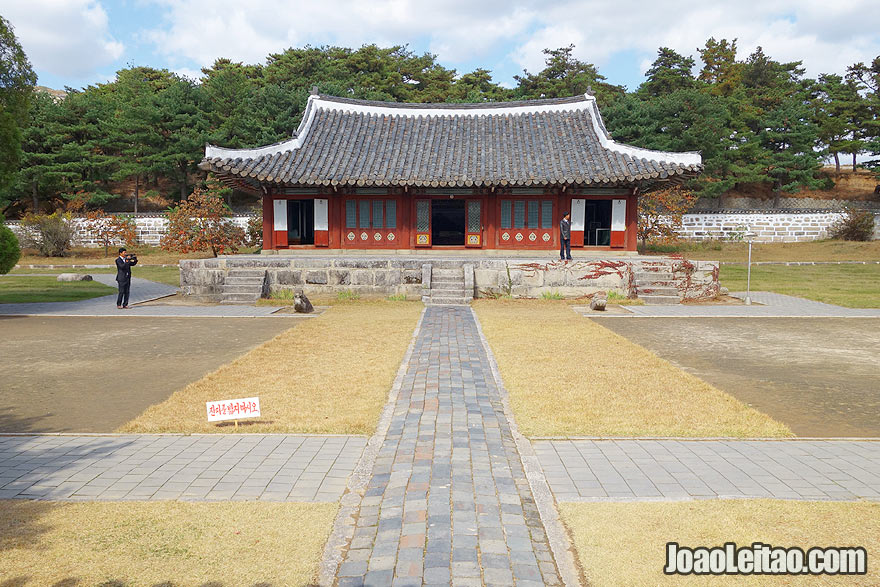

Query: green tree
639;47;695;96
847;56;880;173
0;212;20;273
152;77;211;200
812;74;864;172
514;45;624;103
698;37;741;96
0;16;37;190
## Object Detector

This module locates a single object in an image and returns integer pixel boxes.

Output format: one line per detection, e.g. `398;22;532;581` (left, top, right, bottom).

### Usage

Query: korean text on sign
206;397;261;422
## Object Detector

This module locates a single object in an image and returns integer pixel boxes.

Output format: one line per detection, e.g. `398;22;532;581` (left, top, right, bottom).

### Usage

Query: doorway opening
287;199;315;245
431;199;465;245
585;200;612;246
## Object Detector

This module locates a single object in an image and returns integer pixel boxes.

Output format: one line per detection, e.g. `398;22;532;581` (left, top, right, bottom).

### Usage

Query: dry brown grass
119;300;423;434
473;300;790;438
561;500;880;586
0;500;335;586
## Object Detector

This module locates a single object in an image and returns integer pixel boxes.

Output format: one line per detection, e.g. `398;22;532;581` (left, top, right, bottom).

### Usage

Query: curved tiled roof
200;93;702;189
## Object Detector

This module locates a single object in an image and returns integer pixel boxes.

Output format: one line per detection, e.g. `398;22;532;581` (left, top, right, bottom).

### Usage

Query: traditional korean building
200;91;701;252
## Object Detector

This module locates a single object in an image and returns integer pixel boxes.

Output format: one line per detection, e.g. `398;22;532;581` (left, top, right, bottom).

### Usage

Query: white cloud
507;0;880;83
0;0;123;80
144;0;538;72
141;0;879;88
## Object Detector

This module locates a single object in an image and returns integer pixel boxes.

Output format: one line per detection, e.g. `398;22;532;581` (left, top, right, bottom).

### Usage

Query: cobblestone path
336;306;561;586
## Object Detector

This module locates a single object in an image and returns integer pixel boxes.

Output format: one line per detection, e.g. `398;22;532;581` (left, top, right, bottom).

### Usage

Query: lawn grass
561;500;880;586
720;264;880;308
644;239;880;262
473;300;790;438
119;300;423;434
10;265;181;286
0;500;335;586
0;275;116;303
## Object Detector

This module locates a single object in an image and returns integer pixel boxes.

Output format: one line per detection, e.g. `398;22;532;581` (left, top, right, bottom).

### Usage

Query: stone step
639;294;681;305
431;283;467;292
222;284;264;294
221;292;261;303
432;269;463;280
634;271;673;281
427;297;471;305
636;286;679;297
225;276;265;285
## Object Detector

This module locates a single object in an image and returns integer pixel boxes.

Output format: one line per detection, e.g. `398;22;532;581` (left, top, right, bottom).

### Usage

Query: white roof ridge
205;93;702;167
585;100;702;166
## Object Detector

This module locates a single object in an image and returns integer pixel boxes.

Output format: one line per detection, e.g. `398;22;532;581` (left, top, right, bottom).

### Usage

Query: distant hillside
35;85;67;101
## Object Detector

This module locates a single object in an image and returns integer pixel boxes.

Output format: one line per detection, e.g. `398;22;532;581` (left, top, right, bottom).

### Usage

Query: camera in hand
124;253;137;262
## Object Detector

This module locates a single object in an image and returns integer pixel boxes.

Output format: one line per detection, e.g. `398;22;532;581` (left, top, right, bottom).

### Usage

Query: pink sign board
206;397;261;422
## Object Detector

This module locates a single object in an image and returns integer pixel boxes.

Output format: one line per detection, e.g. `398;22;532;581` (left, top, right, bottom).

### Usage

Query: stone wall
6;214;254;248
690;196;880;211
678;211;880;242
180;256;719;302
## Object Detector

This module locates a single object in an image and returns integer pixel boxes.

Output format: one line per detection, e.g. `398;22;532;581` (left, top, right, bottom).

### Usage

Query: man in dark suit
115;247;137;309
559;211;572;262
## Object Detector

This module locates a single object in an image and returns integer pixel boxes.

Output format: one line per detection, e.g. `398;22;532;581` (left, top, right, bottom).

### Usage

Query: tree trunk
179;162;187;201
134;175;140;214
852;152;857;172
833;152;840;173
31;182;39;212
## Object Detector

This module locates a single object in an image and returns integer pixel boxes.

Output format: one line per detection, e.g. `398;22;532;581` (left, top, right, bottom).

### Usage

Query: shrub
246;211;263;249
638;187;697;250
0;215;21;274
80;210;138;256
337;289;360;301
541;291;564;300
162;180;246;257
829;208;874;241
19;211;75;257
387;293;407;301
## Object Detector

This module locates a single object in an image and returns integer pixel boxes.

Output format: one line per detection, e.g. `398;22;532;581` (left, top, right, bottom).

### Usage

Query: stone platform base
181;255;719;304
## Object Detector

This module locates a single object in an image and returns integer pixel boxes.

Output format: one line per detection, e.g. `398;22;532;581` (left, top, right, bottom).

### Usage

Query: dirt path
1;316;293;433
592;317;880;437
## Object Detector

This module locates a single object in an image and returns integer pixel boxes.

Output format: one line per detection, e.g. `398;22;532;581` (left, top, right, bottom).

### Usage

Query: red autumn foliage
637;186;697;249
162;183;245;257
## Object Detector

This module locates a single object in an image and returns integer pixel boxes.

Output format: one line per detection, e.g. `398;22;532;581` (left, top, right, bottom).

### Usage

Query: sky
2;0;880;93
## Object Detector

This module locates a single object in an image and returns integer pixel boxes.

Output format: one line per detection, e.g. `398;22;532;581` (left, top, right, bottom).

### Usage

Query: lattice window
372;200;384;228
385;200;397;229
345;200;357;228
528;201;539;229
416;200;430;232
514;201;525;229
541;200;553;229
467;200;481;233
359;200;370;228
501;200;512;229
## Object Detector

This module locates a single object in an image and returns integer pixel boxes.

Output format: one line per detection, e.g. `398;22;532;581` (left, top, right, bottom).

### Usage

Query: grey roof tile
202;93;702;189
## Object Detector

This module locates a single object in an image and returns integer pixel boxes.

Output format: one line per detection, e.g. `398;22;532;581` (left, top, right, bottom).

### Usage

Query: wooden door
465;199;482;247
415;199;431;246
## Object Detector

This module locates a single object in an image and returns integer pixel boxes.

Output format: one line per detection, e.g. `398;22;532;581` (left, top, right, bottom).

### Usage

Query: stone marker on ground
294;291;314;313
56;273;93;281
590;290;607;311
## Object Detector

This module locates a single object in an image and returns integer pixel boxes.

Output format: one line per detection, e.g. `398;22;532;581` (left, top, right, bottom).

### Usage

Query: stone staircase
634;270;681;305
220;268;267;304
422;264;474;306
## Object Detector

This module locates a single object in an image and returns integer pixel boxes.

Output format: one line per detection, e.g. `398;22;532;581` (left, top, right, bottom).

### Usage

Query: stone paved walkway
335;307;562;587
619;291;880;317
536;439;880;502
0;275;290;317
0;434;365;502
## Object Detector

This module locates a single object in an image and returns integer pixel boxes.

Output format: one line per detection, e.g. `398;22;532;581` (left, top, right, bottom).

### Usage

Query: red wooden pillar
262;194;274;250
625;192;638;251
